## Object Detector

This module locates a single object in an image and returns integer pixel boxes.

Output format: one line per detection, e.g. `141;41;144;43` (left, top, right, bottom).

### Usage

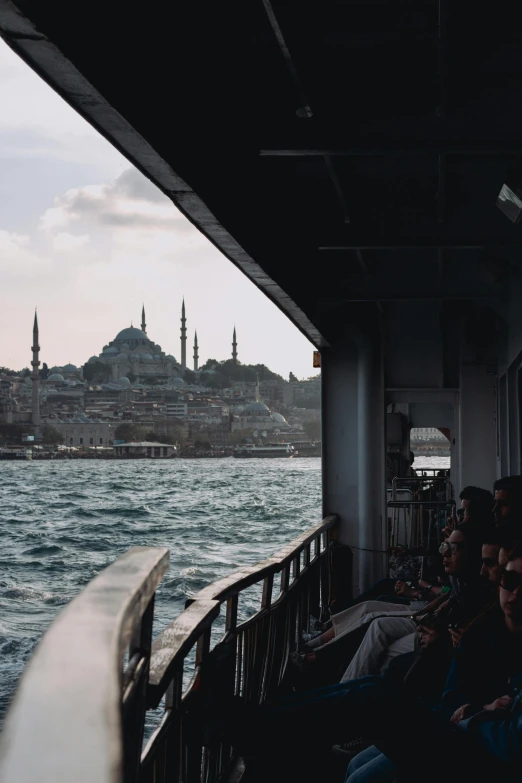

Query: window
69;437;73;444
99;438;103;445
80;438;83;445
89;438;93;445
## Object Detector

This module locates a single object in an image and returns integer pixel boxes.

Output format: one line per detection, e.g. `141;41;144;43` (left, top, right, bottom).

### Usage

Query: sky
0;40;316;380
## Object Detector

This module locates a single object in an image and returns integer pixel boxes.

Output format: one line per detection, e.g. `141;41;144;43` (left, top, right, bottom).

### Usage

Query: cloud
39;168;207;263
0;229;50;279
40;169;190;231
52;232;90;251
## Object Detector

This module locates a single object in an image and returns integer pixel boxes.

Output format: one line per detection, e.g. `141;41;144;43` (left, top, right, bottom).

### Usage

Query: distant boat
233;444;296;458
0;449;32;461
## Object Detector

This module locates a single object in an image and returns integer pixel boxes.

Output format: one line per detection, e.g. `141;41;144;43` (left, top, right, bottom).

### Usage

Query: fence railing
0;516;339;783
387;475;453;549
142;514;338;783
0;546;169;783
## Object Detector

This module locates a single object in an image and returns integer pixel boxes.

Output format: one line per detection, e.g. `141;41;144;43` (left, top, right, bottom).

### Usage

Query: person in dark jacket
233;541;522;783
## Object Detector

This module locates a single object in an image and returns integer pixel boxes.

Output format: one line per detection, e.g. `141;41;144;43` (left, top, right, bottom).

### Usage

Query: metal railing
142;514;338;783
0;546;169;783
0;516;338;783
387;475;453;550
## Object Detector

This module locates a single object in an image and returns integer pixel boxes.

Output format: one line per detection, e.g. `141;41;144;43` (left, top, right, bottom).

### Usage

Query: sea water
0;458;321;723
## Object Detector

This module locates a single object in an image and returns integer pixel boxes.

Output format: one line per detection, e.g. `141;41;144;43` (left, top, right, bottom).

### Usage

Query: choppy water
0;458;321;724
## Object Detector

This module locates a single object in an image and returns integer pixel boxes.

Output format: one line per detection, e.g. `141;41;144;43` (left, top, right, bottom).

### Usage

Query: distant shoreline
25;452;320;461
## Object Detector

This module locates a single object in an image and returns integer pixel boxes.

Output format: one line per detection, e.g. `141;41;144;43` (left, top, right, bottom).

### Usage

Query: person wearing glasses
335;524;489;685
231;541;522;783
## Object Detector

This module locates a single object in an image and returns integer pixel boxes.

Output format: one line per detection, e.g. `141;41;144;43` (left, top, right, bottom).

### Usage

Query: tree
0;423;28;445
40;362;49;380
183;369;197;385
289;372;298;382
200;371;227;389
82;361;110;383
228;429;252;445
200;359;219;372
114;423;142;442
41;424;64;446
126;371;137;384
303;419;321;442
145;431;180;445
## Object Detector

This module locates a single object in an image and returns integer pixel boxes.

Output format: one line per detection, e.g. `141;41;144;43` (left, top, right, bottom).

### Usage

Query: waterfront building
113;441;176;458
47;416;116;447
166;402;188;418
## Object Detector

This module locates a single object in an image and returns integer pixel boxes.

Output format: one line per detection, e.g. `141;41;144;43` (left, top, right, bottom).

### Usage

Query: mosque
82;301;239;386
86;305;182;385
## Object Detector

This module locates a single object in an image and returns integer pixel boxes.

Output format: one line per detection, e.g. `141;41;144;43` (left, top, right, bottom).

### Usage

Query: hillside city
0;306;321;457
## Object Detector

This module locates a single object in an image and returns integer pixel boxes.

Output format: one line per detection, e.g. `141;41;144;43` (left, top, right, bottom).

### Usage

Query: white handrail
0;546;169;783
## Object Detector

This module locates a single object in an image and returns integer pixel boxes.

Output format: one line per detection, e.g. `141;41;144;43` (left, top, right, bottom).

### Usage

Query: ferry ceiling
2;2;522;551
2;1;522;342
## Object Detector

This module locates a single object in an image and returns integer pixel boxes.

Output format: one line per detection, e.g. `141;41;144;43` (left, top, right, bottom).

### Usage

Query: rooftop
114;441;176;448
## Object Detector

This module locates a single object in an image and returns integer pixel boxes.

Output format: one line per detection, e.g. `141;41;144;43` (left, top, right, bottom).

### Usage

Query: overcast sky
0;40;315;379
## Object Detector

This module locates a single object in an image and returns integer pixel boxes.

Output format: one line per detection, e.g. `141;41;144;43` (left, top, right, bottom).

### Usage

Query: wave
23;545;63;556
0;457;321;727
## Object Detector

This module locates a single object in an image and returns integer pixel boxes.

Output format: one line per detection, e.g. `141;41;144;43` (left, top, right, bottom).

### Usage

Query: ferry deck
1;2;522;781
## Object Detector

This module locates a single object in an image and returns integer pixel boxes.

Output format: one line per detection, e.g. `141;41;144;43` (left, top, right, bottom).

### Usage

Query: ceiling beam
261;0;312;119
260;145;522;157
323;155;351;224
318;294;498;305
319;240;522;250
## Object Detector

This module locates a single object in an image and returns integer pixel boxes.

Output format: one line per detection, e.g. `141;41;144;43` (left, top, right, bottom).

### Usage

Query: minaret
232;326;238;364
193;331;199;371
255;372;260;403
31;311;41;429
181;298;187;369
141;304;147;334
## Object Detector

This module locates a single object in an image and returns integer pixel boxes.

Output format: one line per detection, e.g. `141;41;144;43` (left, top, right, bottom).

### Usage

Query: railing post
226;594;238;633
123;596;155;783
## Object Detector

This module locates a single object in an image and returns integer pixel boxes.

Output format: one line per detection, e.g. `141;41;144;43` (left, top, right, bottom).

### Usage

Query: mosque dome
271;412;287;424
153;354;161;361
62;363;77;372
165;354;176;361
172;377;185;387
104;346;119;354
141;353;153;362
48;373;65;382
117;376;131;388
121;343;130;352
115;327;147;342
116;353;128;361
244;401;271;416
128;352;139;359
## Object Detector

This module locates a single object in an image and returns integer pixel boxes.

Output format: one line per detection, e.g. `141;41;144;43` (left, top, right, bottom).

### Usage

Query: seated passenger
234;541;522;783
296;523;487;679
493;475;522;536
338;523;490;682
442;484;494;537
